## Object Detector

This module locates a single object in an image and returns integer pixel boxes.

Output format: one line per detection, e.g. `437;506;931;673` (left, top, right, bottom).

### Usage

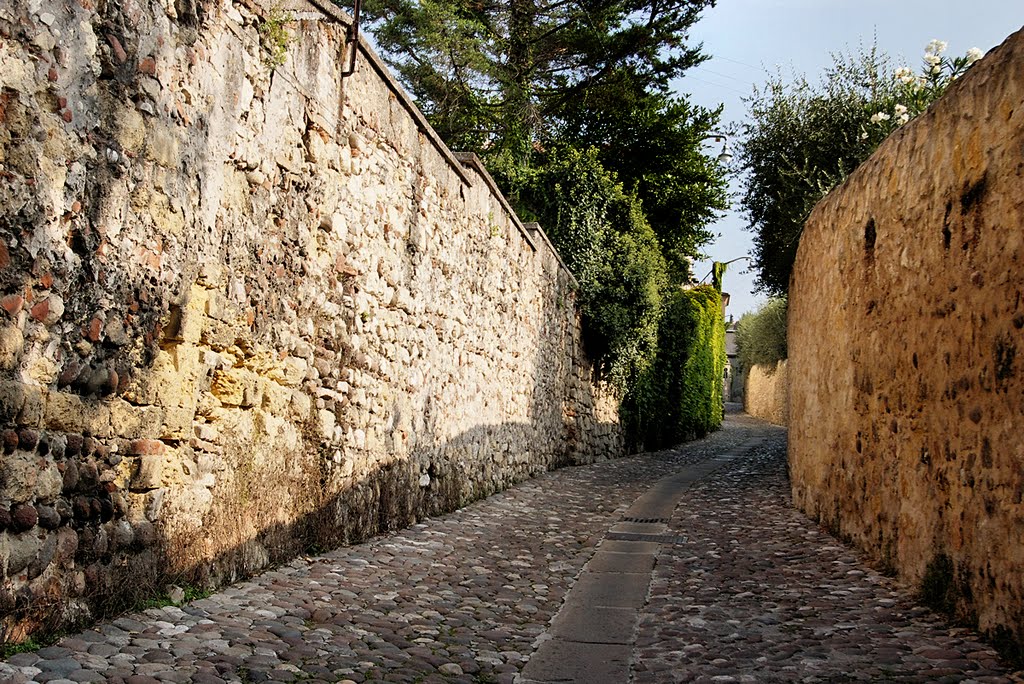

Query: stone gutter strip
519;438;765;684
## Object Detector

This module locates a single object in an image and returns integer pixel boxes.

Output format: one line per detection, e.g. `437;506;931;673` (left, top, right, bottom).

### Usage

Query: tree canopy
363;0;716;162
738;41;984;296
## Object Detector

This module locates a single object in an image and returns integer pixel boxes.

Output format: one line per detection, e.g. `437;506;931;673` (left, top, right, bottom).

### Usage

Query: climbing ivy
515;146;727;451
623;283;725;450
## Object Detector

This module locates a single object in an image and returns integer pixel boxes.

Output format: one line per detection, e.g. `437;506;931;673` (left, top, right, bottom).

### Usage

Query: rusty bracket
340;0;362;77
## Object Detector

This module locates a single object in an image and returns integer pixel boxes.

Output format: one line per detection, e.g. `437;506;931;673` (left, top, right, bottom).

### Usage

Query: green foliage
259;8;294;68
624;284;724;450
739;41;982;296
1;637;42;659
132;584;212;612
517;147;667;390
553;82;729;277
364;0;714;165
735;298;787;373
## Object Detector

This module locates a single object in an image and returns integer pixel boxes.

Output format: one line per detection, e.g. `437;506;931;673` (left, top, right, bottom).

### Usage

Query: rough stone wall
789;28;1024;646
0;0;621;637
743;362;787;426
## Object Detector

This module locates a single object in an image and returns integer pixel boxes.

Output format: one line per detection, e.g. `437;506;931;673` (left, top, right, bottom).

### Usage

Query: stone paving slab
549;604;638;643
586;551;656;574
568;571;651;609
609;522;669;534
596;540;660;555
1;412;1021;683
519;639;631;683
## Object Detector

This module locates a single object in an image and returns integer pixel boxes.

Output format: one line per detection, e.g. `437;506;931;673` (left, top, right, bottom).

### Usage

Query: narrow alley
1;411;1015;683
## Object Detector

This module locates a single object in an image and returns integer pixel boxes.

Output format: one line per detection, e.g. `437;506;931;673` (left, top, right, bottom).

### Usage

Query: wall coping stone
263;0;578;287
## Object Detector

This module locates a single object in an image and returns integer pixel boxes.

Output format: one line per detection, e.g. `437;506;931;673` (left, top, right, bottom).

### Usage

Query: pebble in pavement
0;413;1018;683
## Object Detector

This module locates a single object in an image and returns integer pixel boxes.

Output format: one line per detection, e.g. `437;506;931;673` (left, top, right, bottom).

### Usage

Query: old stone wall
789;28;1024;648
743;362;787;426
0;0;621;637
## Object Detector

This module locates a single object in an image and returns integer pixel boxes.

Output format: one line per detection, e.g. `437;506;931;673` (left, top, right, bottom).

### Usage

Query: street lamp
700;132;733;165
699;255;750;284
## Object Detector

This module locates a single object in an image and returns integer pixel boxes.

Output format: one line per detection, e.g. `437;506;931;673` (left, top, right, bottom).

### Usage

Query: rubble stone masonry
743;361;788;427
0;0;621;637
789;28;1024;649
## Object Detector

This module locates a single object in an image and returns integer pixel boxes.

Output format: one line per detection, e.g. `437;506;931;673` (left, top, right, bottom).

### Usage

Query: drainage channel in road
519;439;765;684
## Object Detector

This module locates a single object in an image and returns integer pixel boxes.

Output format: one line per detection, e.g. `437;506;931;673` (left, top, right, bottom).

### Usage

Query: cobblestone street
1;412;1018;683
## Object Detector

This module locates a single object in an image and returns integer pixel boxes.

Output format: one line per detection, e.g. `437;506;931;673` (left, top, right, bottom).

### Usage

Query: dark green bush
517;147;667;391
624;284;725;450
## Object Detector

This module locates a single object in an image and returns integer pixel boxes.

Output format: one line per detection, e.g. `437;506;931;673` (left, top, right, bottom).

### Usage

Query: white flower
897;113;910;125
966;47;984;64
869;111;891;124
926;39;948;55
923;53;942;67
931;64;941;75
861;131;869;140
894;66;914;84
894;104;908;116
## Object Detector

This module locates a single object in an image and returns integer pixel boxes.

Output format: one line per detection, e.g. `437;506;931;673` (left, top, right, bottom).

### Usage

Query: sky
681;1;1023;319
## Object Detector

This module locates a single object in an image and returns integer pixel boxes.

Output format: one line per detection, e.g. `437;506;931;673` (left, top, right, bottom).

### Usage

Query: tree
735;297;787;372
554;79;729;279
362;0;715;165
516;146;667;388
739;41;984;296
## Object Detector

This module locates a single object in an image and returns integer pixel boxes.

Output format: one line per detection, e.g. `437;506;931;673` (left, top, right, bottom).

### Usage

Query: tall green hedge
513;146;726;452
623;284;725;450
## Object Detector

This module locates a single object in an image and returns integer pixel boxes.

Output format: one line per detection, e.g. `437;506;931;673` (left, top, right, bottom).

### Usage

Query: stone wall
789;28;1024;649
0;0;621;637
743;362;787;426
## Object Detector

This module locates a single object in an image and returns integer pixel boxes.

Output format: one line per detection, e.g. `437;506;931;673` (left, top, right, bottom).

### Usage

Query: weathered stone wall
0;0;621;637
789;28;1024;648
744;362;787;426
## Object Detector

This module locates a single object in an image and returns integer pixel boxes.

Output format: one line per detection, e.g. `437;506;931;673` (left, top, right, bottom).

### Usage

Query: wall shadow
0;0;621;644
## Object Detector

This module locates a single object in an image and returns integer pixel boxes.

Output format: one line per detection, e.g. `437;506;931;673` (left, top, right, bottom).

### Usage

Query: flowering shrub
863;40;984;139
741;41;988;296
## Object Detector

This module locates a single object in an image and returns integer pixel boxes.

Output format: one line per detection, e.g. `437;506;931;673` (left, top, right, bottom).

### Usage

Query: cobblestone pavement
1;412;1019;683
635;428;1018;684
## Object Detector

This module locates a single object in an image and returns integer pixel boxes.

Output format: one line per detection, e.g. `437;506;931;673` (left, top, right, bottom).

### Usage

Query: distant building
723;315;741;402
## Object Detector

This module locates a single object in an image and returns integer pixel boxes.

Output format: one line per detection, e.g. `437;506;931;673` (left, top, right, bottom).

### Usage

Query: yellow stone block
44;391;111;436
110;399;167;439
211;369;245;406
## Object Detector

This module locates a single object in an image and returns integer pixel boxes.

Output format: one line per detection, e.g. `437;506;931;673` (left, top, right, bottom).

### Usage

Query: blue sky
681;1;1023;318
